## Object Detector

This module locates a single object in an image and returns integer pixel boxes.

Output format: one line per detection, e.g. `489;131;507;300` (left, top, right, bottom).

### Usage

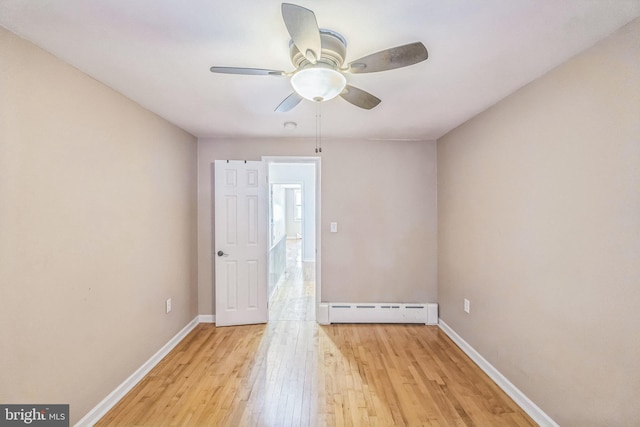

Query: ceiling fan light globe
290;68;346;102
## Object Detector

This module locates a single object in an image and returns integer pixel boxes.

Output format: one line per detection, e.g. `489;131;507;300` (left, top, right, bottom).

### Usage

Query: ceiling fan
210;3;429;112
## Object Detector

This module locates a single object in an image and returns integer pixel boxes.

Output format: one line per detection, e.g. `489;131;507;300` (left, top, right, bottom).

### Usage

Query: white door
214;160;268;326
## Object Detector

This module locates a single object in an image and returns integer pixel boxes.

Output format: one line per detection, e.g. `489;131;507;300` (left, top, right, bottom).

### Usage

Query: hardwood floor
269;239;315;322
97;241;536;426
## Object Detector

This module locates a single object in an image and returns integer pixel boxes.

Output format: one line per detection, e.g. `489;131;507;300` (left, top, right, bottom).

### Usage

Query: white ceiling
1;1;639;140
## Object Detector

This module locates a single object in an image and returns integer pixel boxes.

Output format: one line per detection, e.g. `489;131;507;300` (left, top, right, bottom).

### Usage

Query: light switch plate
330;222;338;233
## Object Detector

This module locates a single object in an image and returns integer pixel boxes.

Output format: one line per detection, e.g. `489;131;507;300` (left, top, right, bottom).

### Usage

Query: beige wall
0;28;198;424
437;18;640;426
198;138;437;314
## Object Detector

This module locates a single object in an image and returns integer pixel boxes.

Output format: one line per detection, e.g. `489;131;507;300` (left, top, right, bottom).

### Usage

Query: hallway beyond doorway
270;239;315;321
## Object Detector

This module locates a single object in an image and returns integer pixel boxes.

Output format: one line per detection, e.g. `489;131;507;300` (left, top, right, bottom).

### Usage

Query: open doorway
265;158;319;322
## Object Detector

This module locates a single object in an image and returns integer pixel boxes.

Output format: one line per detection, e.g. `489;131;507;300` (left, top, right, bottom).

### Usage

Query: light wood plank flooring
97;241;536;426
269;239;315;322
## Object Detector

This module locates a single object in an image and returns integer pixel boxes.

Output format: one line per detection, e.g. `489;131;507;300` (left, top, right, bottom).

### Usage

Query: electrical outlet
464;298;470;314
166;298;172;314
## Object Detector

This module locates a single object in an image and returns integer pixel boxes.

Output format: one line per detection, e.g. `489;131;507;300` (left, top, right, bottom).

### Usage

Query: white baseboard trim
198;314;216;323
74;316;200;427
438;319;559;427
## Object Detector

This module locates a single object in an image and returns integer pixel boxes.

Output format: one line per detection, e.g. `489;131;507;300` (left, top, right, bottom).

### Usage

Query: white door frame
262;156;322;323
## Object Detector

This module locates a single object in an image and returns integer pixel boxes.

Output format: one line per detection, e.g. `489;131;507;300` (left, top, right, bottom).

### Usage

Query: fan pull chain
315;100;323;153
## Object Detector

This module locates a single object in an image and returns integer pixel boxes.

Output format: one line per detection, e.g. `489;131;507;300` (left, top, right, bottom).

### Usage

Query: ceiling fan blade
339;85;381;110
275;92;304;112
347;42;428;74
281;3;321;64
209;66;284;76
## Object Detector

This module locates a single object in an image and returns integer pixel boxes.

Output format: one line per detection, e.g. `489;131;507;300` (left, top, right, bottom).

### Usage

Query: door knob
217;250;229;257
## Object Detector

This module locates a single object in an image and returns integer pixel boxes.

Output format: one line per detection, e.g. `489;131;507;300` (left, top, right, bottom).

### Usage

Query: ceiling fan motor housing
289;29;347;70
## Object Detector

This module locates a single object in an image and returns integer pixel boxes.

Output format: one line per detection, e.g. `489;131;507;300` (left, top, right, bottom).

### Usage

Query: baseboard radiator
328;303;438;325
